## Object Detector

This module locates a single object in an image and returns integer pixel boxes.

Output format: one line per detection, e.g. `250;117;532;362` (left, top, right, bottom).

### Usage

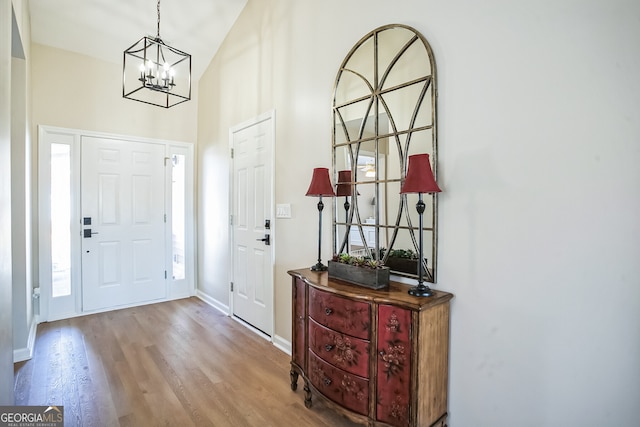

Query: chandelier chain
156;0;161;39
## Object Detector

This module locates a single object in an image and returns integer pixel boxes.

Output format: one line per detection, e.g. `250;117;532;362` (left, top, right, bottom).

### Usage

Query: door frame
228;110;276;339
38;125;195;322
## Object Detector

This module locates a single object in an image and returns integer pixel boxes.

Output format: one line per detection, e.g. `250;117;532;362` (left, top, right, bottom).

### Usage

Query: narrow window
51;143;71;297
172;154;186;280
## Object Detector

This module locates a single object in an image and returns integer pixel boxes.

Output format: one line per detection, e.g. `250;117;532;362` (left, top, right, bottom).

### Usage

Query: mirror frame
331;24;439;283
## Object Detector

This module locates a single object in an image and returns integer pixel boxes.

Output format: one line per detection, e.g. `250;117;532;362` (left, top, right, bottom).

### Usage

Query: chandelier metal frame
122;0;191;108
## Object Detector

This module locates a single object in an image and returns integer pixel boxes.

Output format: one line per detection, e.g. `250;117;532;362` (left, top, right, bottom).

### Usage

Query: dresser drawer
309;318;369;378
308;287;370;339
308;351;369;416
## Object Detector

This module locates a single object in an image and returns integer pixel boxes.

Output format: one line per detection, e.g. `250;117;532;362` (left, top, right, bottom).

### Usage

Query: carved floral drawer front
376;305;412;426
308;287;370;339
309;351;369;416
308;318;370;378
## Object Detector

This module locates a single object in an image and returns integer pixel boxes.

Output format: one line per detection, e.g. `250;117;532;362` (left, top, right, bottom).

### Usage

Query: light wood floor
14;297;362;426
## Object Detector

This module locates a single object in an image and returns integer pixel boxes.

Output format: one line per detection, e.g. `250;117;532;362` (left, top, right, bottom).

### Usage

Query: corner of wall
13;314;37;363
196;289;230;315
272;335;291;355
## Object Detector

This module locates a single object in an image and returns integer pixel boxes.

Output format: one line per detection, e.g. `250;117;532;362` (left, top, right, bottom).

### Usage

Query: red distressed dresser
289;268;453;427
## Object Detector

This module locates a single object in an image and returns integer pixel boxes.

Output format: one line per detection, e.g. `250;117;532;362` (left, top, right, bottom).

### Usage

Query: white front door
81;136;167;311
231;112;275;336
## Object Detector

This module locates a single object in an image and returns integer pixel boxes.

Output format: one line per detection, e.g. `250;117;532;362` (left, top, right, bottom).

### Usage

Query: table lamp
400;154;441;297
306;168;336;271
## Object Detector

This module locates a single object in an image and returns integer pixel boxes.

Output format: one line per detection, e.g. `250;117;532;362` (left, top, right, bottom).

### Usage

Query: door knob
83;229;99;238
257;234;270;245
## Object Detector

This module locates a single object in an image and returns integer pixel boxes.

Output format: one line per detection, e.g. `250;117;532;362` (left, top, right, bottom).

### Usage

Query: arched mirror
332;24;439;282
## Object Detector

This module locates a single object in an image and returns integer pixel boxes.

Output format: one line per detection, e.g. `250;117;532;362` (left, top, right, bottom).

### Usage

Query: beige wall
197;0;640;425
31;43;198;143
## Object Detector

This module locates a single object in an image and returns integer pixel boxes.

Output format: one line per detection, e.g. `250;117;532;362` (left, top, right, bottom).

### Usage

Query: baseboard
196;290;291;355
196;289;229;315
272;334;291;355
13;315;39;363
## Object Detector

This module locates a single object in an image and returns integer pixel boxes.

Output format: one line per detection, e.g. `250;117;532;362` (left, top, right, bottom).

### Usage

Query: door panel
81;136;166;311
232;113;274;335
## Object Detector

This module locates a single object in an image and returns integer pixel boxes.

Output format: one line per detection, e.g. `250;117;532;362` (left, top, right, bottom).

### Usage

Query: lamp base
311;262;328;272
408;284;434;297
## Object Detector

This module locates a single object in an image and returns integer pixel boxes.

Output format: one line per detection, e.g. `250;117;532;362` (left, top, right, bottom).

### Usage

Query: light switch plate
276;203;292;218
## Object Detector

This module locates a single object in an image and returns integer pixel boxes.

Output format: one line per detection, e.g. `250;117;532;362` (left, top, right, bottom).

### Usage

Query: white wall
197;0;640;425
1;0;32;404
0;0;15;404
11;0;34;363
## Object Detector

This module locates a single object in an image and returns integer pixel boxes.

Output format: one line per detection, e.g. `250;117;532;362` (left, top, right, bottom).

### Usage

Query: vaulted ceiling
28;0;248;80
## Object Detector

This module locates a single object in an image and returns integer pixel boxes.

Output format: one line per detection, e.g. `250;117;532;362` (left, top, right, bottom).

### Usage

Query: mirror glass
332;24;439;282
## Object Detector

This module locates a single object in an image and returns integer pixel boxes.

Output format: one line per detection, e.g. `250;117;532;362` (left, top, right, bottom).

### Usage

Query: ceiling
28;0;248;81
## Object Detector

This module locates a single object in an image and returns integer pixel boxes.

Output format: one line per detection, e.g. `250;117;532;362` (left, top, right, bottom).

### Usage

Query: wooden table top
288;268;454;311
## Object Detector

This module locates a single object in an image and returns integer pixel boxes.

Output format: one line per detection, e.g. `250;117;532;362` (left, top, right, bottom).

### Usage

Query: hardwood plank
14;298;362;426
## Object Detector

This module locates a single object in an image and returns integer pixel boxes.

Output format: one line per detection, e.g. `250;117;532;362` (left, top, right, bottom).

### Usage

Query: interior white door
231;113;274;336
81;136;166;311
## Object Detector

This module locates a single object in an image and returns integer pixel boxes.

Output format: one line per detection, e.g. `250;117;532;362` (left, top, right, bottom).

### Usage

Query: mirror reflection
332;24;439;282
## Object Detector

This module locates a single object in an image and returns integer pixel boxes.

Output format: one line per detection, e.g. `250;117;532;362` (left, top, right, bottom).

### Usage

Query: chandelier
122;0;191;108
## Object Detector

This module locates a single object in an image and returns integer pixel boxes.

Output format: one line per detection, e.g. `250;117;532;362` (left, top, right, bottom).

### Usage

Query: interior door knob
257;234;270;245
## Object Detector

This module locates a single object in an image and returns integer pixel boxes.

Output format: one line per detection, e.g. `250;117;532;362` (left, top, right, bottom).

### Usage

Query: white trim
13;315;38;362
186;291;293;354
39;125;192;147
38;127;80;321
166;144;196;300
272;334;292;355
196;289;229;315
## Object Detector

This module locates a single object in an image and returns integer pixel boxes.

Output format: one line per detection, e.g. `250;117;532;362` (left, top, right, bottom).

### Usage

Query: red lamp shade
335;170;354;197
400;154;442;194
306;167;336;197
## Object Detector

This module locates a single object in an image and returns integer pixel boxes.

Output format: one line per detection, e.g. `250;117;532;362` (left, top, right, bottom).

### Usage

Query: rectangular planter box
328;261;390;290
385;257;421;275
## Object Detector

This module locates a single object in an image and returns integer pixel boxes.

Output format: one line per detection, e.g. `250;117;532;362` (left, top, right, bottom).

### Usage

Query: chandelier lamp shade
306;168;336;271
123;0;191;108
400;154;441;297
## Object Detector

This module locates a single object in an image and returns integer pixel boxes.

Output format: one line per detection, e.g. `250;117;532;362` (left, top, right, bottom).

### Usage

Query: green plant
338;253;351;263
387;249;418;259
331;253;385;269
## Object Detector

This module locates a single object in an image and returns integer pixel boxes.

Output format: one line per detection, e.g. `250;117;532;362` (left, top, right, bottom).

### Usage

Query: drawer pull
324;377;332;386
324;344;334;352
325;307;333;315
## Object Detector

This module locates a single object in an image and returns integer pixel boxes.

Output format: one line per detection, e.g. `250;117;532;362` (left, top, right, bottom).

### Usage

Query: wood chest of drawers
289;268;453;427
